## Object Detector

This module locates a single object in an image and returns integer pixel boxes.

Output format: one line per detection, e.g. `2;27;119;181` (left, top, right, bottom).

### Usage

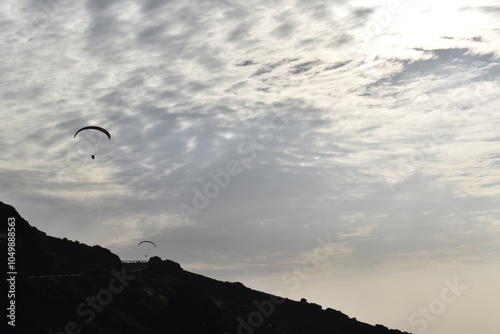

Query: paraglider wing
74;126;111;139
138;241;157;248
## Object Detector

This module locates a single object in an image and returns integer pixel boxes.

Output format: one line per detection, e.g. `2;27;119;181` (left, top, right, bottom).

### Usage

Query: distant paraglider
138;240;157;258
74;126;111;159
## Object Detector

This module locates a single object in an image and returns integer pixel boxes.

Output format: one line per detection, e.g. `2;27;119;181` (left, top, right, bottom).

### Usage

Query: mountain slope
1;201;411;334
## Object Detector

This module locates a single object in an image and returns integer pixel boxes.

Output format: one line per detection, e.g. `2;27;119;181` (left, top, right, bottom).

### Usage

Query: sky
1;0;499;333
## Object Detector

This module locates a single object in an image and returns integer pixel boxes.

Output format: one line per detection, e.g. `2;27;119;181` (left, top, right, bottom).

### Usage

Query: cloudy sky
1;0;499;332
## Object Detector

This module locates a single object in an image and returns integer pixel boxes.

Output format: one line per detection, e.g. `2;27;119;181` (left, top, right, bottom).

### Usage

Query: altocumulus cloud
1;0;500;332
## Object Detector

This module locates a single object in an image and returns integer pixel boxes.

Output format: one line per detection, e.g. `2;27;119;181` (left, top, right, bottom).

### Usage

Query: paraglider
138;240;156;258
74;126;111;159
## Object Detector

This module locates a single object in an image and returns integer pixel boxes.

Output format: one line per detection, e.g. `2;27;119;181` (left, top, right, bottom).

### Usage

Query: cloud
1;7;500;332
236;60;257;67
351;7;376;20
141;0;173;13
252;58;298;76
459;6;500;15
324;60;352;71
289;60;320;75
365;48;498;92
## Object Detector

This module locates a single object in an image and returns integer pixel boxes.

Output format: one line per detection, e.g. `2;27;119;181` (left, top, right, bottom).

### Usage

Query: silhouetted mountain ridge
1;201;411;334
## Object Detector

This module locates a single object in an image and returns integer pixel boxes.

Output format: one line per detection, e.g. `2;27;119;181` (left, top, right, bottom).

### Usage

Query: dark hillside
1;201;411;334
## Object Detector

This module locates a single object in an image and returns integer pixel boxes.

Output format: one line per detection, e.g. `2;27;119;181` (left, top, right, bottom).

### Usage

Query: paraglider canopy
74;126;111;139
138;241;157;247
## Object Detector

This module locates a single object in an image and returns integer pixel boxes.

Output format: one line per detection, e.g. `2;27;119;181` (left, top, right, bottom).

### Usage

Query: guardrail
121;260;149;263
28;273;81;279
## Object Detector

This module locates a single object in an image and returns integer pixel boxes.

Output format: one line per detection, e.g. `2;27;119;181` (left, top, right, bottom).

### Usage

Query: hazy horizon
1;0;499;333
